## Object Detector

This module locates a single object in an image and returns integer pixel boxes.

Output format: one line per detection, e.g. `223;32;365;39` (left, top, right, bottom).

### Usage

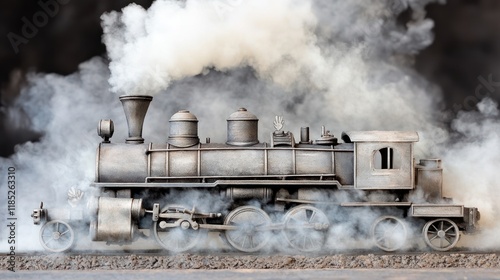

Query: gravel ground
3;253;500;270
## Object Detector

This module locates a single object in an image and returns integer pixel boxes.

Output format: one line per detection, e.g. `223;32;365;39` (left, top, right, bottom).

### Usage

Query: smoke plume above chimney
102;0;324;95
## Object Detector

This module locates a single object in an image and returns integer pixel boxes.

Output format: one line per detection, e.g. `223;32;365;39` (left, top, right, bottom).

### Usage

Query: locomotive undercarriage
32;185;479;253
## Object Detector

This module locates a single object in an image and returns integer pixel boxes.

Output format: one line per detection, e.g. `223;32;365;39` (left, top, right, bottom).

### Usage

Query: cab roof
341;131;419;143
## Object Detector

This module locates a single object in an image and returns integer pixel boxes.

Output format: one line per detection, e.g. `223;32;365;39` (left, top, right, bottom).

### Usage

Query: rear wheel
423;218;459;251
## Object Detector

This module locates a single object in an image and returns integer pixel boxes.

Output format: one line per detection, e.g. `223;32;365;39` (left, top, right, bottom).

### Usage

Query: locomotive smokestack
119;95;153;144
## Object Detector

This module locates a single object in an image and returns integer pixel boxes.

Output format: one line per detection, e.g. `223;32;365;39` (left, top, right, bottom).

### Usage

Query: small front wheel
39;220;74;253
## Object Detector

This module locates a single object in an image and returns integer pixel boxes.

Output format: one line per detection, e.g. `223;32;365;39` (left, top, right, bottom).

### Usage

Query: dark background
1;0;499;157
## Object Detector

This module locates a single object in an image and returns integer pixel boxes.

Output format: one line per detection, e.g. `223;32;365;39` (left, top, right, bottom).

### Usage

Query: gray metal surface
90;197;143;242
96;143;349;183
410;205;464;217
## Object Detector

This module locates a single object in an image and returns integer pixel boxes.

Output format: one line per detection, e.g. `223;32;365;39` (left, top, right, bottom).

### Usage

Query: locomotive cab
342;131;418;190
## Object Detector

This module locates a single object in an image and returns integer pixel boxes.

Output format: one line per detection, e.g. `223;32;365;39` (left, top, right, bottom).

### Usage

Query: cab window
373;147;401;169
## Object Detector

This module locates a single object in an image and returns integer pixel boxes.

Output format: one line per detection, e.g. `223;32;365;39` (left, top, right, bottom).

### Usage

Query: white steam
1;0;499;253
441;98;500;249
102;0;324;95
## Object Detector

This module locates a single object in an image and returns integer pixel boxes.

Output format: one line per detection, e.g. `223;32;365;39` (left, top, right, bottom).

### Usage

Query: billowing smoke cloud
440;98;500;249
1;0;498;253
102;0;323;95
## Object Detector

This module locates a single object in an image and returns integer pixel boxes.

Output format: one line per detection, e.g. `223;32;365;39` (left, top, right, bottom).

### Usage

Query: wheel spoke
44;238;55;246
429;234;439;242
392;223;401;232
444;236;453;245
248;235;255;248
308;211;316;223
241;235;249;249
444;225;454;233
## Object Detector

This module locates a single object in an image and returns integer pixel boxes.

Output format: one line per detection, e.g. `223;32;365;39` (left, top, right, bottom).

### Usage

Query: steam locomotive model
32;95;480;253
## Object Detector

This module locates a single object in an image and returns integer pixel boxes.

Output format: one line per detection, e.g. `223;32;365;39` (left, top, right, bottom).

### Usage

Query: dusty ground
3;253;499;270
3;269;500;280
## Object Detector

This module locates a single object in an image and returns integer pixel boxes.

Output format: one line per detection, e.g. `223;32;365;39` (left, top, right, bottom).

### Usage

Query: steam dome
168;110;199;147
226;108;259;146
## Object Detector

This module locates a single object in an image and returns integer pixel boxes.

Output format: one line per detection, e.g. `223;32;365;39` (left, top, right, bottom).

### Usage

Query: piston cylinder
226;108;259;146
89;197;143;242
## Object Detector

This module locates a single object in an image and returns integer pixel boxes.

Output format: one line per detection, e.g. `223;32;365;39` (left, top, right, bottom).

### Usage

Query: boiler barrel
96;143;149;182
96;143;336;182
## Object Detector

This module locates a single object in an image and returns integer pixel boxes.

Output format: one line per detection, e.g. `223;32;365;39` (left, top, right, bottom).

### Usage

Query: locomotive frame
32;95;480;253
